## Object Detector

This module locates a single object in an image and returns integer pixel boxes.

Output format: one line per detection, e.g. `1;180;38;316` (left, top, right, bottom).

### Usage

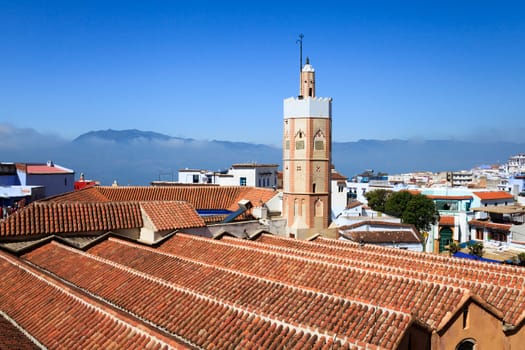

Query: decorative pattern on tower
283;58;334;240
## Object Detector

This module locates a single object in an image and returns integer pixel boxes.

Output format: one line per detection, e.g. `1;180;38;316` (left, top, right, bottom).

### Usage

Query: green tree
468;242;484;258
402;194;440;232
384;191;413;218
364;189;391;213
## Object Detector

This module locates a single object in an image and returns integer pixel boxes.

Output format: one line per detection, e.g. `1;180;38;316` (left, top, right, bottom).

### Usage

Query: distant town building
502;153;525;175
1;161;74;213
74;173;100;190
338;220;424;252
177;163;279;188
17;161;74;197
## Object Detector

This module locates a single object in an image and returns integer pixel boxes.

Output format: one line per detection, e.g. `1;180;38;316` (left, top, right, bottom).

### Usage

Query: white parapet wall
283;97;332;119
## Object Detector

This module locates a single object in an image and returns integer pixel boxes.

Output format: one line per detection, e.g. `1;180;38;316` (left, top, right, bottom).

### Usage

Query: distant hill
3;127;525;185
67;129;282;185
73;129;181;143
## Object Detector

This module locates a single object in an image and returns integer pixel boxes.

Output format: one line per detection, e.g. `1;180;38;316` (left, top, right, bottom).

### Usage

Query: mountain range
2;127;524;185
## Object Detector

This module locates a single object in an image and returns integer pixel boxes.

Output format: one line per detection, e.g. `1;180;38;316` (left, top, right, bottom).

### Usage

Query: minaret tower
282;51;334;240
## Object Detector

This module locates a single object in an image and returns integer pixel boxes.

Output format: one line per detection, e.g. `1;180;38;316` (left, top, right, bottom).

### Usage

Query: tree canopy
365;190;440;232
401;193;440;232
384;191;413;218
364;189;391;213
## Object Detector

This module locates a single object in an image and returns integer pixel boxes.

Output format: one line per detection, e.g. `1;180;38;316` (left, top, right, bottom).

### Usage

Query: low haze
1;1;525;146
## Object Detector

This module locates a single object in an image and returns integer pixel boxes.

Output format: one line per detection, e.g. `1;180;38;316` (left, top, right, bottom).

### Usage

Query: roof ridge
221;235;469;294
176;234;471;329
0;249;178;349
52;241;367;349
316;236;525;278
110;237;413;320
278;235;525;290
0;310;46;350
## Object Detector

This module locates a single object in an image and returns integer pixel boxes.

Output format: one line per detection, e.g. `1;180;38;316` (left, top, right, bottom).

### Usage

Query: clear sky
1;0;524;146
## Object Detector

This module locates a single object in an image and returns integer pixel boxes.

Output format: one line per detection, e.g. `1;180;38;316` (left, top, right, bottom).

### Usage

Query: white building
178;163;279;188
502;153;525;175
330;169;349;219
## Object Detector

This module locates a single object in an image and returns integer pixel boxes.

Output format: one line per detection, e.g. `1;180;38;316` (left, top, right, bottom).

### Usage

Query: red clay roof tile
439;216;455;226
140;201;205;231
473;191;515;200
0;202;142;238
44;186;277;212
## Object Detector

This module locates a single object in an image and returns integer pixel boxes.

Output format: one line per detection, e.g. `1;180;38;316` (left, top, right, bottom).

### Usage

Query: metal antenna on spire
296;33;304;96
296;33;304;73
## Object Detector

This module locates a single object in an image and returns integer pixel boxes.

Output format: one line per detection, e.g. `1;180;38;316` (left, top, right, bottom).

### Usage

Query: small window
314;140;324;150
240;177;247;186
296;140;305;150
456;339;475;350
192;175;199;183
462;306;469;329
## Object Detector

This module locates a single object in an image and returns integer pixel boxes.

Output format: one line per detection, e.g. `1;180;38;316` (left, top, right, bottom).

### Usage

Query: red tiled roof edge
439;216;455;226
0;249;188;349
140;201;205;231
338;220;417;231
468;220;512;231
0;201;143;238
473;191;515;200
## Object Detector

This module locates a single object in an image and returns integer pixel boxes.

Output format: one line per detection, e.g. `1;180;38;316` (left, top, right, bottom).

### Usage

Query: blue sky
1;0;524;146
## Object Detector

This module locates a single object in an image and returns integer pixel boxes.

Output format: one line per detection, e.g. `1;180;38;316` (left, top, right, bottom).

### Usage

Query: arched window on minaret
295;129;305;150
314;129;325;151
315;199;324;217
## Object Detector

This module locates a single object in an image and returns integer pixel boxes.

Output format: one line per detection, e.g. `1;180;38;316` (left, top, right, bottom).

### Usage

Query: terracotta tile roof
25;164;73;174
2;228;523;348
0;250;186;349
23;241;357;350
339;220;416;231
0;201;142;238
346;200;363;209
468;219;512;231
159;234;467;331
44;186;110;202
0;312;39;350
247;234;525;326
141;201;205;231
86;237;413;348
473;191;515;201
0;199;210;238
331;171;348;181
46;186;277;212
338;221;422;243
341;230;422;244
439;216;455;226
